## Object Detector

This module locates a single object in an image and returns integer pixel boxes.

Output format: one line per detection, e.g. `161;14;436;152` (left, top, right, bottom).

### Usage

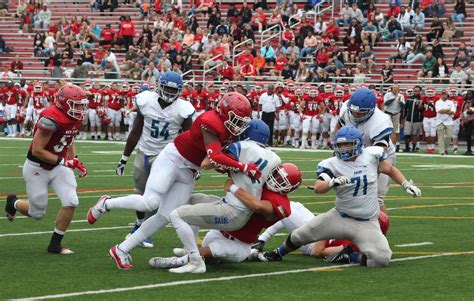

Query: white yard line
10;252;473;301
0;225;131;238
395;242;434;247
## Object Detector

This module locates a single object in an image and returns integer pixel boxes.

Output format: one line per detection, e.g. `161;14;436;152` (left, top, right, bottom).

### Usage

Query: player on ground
115;71;194;248
259;126;421;266
421;87;439;153
167;119;281;273
88;92;260;269
2;80;20;137
149;163;301;269
336;88;395;213
4;84;88;254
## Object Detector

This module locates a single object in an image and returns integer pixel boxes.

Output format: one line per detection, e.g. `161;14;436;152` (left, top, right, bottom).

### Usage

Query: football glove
241;163;262;180
402;180;421;197
257;250;283;262
116;155;129;176
63;158;88;177
251;240;266;252
328;176;350;188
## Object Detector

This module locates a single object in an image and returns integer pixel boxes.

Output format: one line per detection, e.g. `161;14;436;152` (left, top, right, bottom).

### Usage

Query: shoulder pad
37;117;58;133
176;99;196;119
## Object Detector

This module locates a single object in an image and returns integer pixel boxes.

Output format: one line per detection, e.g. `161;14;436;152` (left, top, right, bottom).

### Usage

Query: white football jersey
339;104;396;155
317;146;387;220
280;201;314;232
224;140;281;212
136;91;195;156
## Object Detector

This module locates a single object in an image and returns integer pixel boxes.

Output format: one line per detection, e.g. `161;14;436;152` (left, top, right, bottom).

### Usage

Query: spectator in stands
34;4;51;30
287;52;299;76
141;62;160;81
325;18;340;41
128;62;143;80
451;0;466;27
227;3;240;24
253;51;266;76
413;7;425;31
327;40;344;69
252;7;267;33
417;50;436;83
453;51;470;69
282;25;295;47
316;47;330;69
9;55;23;73
0;35;7;54
398;6;413;31
140;0;151;21
386;15;403;40
15;0;27;19
268;11;283;30
456;42;469;58
353;66;366;85
440;18;455;44
285;40;299;57
429;0;445;17
282;64;293;80
1;65;16;79
237;48;254;67
344;36;360;64
217;59;234;80
358;44;375;74
406;35;426;66
33;32;45;56
260;41;276;65
337;2;352;27
450;63;467;88
239;2;253;24
433;57;449;83
81;48;95;66
384;83;405;151
137;24;153;48
373;7;385;28
239;59;256;80
431;38;444;59
391;37;411;63
381;60;394;87
344;18;362;45
350;3;366;26
300;31;318;58
119;16;135;51
314;15;327;35
215;20;229;36
242;23;255;42
465;61;474;84
91;0;101;12
361;20;378;47
461;91;474;155
426;16;443;42
42;32;56;56
197;0;214;15
95;45;107;65
295;61;310;82
388;0;402;18
100;24;116;47
206;7;221;31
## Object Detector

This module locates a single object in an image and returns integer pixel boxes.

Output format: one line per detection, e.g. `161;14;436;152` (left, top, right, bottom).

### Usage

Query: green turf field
1;139;473;300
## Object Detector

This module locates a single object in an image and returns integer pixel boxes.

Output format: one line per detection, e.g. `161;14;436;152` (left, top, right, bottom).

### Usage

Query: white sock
170;210;199;256
7;125;12;134
177;255;189;265
416;141;420;148
54;227;65;235
12;125;17;134
105;194;149;212
136;218;144;226
115;131;120;138
119;213;169;253
311;136;317;147
284;135;290;144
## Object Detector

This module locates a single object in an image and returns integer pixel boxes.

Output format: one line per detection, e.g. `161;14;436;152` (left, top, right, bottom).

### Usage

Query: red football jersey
3;86;19;105
450;96;464;120
27;106;81;170
174;110;234;166
30;91;47;109
47;89;58;105
181;89;193;102
320;93;334;113
324;239;360;252
246;90;264;111
422;95;439;118
331;96;345;115
303;96;322;116
207;91;221;110
88;88;104;110
126;90;137;109
106;89;122;110
225;188;291;244
191;90;208;111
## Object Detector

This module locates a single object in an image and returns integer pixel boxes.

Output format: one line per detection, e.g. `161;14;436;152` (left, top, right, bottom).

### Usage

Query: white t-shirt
259;93;280;113
435;99;455;126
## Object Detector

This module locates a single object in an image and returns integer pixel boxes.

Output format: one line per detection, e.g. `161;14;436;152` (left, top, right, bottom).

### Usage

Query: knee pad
31;211;45;220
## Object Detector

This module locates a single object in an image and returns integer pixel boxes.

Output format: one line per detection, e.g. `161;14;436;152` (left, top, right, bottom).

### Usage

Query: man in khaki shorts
383;84;405;152
259;127;421;267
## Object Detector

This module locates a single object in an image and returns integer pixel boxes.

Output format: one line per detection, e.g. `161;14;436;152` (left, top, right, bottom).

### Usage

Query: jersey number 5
351;175;368;197
150;120;170;140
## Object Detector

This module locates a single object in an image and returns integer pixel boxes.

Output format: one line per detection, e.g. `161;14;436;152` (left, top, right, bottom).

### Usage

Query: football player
88;92;260;270
4;84;88;254
247;84;264;120
336;88;396;214
449;86;464;154
86;82;105;140
167;119;281;273
274;83;290;146
105;83;123;140
259;126;421;267
190;83;208;121
300;86;323;149
149;163;301;270
206;84;221;110
115;72;194;248
319;83;335;149
24;82;48;136
124;83;140;138
78;81;93;140
421;87;439;153
2;80;20;137
289;86;304;148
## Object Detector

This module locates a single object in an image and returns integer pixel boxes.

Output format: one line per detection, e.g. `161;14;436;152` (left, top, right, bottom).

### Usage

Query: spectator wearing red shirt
10;56;24;73
119;16;135;51
281;25;295;47
325;18;340;41
271;52;288;77
236;49;254;67
252;7;267;32
100;24;116;47
317;47;330;68
218;60;235;80
239;60;256;80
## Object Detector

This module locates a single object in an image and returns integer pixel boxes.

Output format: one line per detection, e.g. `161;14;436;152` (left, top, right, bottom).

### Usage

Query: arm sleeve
36;117;58;133
316;163;336;182
257;220;286;242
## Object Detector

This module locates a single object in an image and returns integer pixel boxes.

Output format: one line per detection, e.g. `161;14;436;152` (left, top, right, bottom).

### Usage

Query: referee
259;84;279;146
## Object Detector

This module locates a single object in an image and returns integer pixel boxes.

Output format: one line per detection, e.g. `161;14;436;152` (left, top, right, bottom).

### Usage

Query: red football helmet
266;163;302;194
287;80;295;91
16;109;26;123
425;86;436;97
121;82;130;91
295;86;304;97
56;84;88;120
309;86;318;98
84;80;93;91
324;82;333;93
448;86;458;97
255;84;263;92
406;86;414;97
132;83;140;93
334;85;344;97
101;115;111;125
96;106;107;118
149;83;157;92
303;83;311;95
378;211;390;236
349;85;357;94
216;92;252;136
33;83;43;93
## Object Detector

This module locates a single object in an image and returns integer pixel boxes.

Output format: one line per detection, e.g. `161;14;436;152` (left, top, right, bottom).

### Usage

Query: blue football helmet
158;71;183;103
347;88;376;124
240;119;270;146
333;126;364;160
140;82;150;92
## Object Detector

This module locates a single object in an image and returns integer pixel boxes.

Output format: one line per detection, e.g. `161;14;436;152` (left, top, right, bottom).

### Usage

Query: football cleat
126;222;155;248
87;195;110;224
169;256;206;274
258;250;283;262
5;194;17;221
173;247;188;257
109;245;133;270
251;239;266;252
47;246;75;255
149;256;183;269
323;245;354;264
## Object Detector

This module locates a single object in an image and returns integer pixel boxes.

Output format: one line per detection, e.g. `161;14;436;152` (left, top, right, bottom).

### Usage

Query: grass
0;139;473;300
